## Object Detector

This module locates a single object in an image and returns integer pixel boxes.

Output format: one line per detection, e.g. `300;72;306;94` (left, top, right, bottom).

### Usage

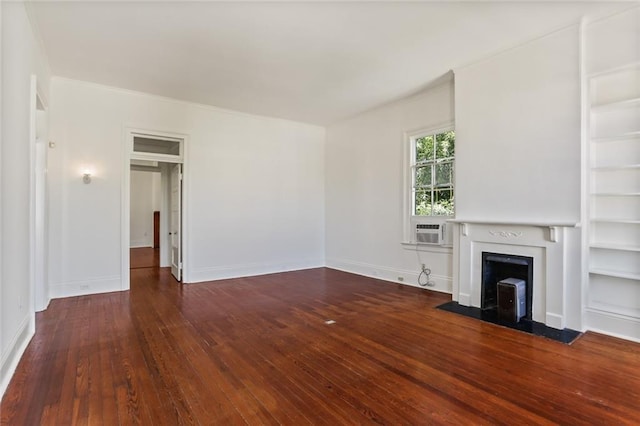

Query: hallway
130;247;160;270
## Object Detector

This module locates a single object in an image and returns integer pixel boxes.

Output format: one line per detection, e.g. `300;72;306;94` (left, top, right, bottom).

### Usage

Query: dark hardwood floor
130;247;159;269
2;267;640;425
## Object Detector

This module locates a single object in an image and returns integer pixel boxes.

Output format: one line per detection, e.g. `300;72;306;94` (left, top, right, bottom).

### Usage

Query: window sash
411;131;455;216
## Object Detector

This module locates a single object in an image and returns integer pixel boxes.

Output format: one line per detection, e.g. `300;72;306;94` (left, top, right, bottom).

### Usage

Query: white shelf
591;131;640;144
591;97;640;112
586;304;640;321
591;164;640;171
447;219;579;227
590;243;640;252
590;268;640;281
589;61;640;79
591;218;640;224
591;192;640;197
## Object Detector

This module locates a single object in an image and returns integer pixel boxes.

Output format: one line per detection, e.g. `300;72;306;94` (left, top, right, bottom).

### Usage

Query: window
411;129;455;216
133;136;181;156
130;132;184;163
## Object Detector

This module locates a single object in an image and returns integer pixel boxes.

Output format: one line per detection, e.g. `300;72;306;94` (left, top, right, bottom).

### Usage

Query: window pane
415;136;434;163
133;136;181;156
411;129;454;217
433;189;454;216
435;131;455;159
435;162;453;186
414;190;432;216
415;166;432;188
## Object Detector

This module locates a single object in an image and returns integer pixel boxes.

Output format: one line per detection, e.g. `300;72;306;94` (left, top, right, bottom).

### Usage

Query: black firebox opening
481;252;534;321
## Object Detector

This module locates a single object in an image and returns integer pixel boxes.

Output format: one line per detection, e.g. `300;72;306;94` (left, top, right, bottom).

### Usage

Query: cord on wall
418;264;435;287
415;245;435;287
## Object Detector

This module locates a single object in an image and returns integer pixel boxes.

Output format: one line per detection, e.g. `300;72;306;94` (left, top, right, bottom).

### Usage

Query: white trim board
585;307;640;343
49;275;122;299
189;260;325;284
326;258;452;295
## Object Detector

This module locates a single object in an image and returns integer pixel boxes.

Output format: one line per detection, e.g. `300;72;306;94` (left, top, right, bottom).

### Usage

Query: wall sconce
82;172;92;184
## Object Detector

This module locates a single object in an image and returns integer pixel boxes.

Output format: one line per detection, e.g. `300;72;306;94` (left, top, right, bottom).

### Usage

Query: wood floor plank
3;267;640;425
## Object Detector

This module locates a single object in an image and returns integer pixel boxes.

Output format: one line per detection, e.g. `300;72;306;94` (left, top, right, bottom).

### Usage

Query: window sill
401;242;453;253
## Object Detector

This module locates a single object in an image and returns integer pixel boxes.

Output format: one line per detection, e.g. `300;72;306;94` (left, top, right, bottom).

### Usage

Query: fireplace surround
450;220;581;331
440;220;582;342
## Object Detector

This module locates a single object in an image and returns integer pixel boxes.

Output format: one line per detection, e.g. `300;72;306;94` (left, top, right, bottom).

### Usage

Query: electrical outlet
422;263;426;270
397;276;404;282
80;284;90;290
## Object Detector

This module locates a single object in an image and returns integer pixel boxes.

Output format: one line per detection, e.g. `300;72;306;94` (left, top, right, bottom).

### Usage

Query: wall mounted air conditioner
416;223;451;246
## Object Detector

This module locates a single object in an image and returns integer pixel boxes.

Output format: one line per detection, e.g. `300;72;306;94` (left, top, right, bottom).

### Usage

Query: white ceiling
30;1;626;125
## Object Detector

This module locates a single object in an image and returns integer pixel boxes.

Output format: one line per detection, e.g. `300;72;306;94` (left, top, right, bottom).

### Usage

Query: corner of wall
0;315;34;399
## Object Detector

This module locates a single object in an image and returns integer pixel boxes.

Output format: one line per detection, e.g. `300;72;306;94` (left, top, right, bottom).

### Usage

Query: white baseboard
130;242;152;248
325;258;452;294
35;296;51;313
457;293;471;306
586;307;640;343
545;313;565;330
1;315;33;399
50;275;123;299
187;259;325;283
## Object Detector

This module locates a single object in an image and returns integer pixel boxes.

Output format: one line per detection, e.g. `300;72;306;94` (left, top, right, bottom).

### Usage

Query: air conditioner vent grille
416;232;440;244
417;224;440;230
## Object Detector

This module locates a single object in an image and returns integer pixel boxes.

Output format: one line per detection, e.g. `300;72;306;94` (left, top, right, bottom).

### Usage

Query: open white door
170;163;182;281
34;138;48;311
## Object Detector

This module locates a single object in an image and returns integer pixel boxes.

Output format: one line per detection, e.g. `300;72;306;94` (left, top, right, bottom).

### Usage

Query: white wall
48;78;326;297
1;1;51;397
130;170;160;248
454;26;582;224
325;79;455;291
453;25;584;330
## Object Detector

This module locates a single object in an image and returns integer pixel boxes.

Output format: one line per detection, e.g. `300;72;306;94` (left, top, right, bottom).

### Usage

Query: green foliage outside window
413;131;455;216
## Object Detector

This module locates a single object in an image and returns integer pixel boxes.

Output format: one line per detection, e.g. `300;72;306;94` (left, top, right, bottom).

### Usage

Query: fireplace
443;220;582;342
450;220;583;330
481;252;533;321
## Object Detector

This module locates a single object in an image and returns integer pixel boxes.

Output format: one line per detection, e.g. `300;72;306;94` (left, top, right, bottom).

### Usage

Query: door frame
121;127;189;289
30;75;49;316
169;163;182;281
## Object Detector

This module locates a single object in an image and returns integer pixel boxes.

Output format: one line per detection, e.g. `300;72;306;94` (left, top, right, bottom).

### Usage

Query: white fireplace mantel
452;220;578;330
449;219;580;243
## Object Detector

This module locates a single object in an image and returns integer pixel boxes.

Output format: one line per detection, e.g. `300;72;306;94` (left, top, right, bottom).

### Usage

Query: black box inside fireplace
482;252;533;321
497;278;526;322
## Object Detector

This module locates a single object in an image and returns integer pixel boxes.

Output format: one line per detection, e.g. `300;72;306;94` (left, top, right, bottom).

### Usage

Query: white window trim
402;122;455;248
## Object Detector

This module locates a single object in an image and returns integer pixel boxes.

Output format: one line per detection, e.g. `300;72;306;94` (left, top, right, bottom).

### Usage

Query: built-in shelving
586;15;640;339
584;6;640;341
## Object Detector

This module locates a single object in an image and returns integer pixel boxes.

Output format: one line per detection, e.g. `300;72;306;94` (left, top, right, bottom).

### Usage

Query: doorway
129;163;162;270
122;129;187;289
